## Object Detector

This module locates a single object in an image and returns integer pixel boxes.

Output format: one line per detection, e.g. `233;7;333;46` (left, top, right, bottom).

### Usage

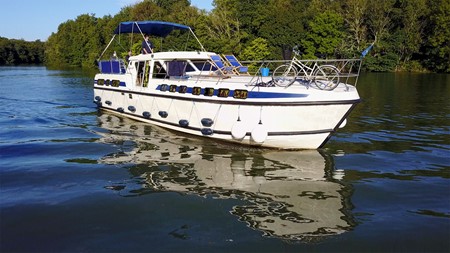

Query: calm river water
0;66;449;252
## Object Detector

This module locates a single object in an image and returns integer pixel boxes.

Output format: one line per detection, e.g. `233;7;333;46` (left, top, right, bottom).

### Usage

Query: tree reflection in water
96;112;355;242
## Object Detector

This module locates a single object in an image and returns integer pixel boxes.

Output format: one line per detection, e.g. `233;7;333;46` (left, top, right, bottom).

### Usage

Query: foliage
423;0;450;72
0;37;45;65
203;3;244;54
241;37;270;61
258;0;308;60
340;0;368;53
45;14;106;68
240;37;271;71
2;0;447;73
300;11;344;59
364;52;399;72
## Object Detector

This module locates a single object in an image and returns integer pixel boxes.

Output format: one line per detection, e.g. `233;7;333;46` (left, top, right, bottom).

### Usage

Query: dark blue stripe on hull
94;86;360;106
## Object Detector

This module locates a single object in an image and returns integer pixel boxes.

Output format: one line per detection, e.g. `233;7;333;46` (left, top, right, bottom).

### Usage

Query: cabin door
136;61;151;87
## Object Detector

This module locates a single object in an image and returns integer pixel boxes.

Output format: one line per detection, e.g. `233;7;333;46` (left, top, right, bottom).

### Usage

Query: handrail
96;56;363;90
241;58;363;88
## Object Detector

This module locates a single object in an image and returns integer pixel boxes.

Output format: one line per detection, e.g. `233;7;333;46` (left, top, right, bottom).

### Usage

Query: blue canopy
114;21;191;37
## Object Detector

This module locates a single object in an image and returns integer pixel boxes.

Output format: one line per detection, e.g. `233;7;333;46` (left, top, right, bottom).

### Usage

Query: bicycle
272;47;340;90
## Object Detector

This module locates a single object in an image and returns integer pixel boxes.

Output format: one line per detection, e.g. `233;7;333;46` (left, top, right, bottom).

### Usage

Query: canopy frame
98;21;205;61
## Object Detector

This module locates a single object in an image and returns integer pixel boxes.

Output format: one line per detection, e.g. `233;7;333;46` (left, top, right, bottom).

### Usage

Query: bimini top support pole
98;34;116;61
189;28;206;52
133;22;154;54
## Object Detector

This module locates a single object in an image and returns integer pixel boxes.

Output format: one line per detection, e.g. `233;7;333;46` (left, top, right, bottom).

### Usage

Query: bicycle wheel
272;64;297;87
313;65;340;91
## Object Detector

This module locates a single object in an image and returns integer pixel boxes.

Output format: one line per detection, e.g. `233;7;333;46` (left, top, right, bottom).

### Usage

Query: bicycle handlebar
292;45;301;56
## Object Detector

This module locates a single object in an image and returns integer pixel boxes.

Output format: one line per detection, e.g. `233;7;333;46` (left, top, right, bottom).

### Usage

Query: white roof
129;51;215;61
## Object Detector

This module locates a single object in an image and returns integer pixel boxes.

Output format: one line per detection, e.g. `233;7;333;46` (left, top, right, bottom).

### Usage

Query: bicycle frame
288;56;321;81
272;54;341;90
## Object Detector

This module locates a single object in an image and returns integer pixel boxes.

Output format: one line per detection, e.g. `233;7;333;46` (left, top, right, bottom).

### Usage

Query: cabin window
167;60;187;79
134;61;152;87
136;61;145;86
185;62;196;72
153;61;167;79
193;61;214;72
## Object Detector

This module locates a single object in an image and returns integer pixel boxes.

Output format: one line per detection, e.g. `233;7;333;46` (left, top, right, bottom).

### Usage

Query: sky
0;0;213;41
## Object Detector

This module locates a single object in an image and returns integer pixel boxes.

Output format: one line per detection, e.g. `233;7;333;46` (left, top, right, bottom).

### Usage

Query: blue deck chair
223;54;249;75
209;54;233;75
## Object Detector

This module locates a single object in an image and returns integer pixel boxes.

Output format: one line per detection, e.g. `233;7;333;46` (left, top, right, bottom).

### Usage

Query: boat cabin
127;51;223;86
98;51;229;87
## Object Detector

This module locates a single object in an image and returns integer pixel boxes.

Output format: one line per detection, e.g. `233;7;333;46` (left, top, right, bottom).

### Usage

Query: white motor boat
94;21;365;149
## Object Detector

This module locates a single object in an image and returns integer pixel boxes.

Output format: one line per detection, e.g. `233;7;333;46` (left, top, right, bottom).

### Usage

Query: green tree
241;37;270;60
204;3;244;54
233;0;268;37
0;37;45;65
396;0;428;68
129;0;164;21
46;14;109;67
340;0;368;53
154;0;189;10
40;0;447;72
366;0;395;41
364;0;398;71
423;0;450;72
258;0;308;60
240;37;270;71
300;11;344;59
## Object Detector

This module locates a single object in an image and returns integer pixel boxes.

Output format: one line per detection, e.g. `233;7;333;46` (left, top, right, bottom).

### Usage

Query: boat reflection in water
96;112;355;242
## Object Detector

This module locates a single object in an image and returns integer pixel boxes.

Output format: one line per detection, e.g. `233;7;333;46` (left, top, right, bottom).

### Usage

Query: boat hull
94;81;359;149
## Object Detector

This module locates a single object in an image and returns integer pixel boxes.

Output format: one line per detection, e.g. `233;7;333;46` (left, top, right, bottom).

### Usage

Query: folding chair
223;54;249;75
209;54;233;76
